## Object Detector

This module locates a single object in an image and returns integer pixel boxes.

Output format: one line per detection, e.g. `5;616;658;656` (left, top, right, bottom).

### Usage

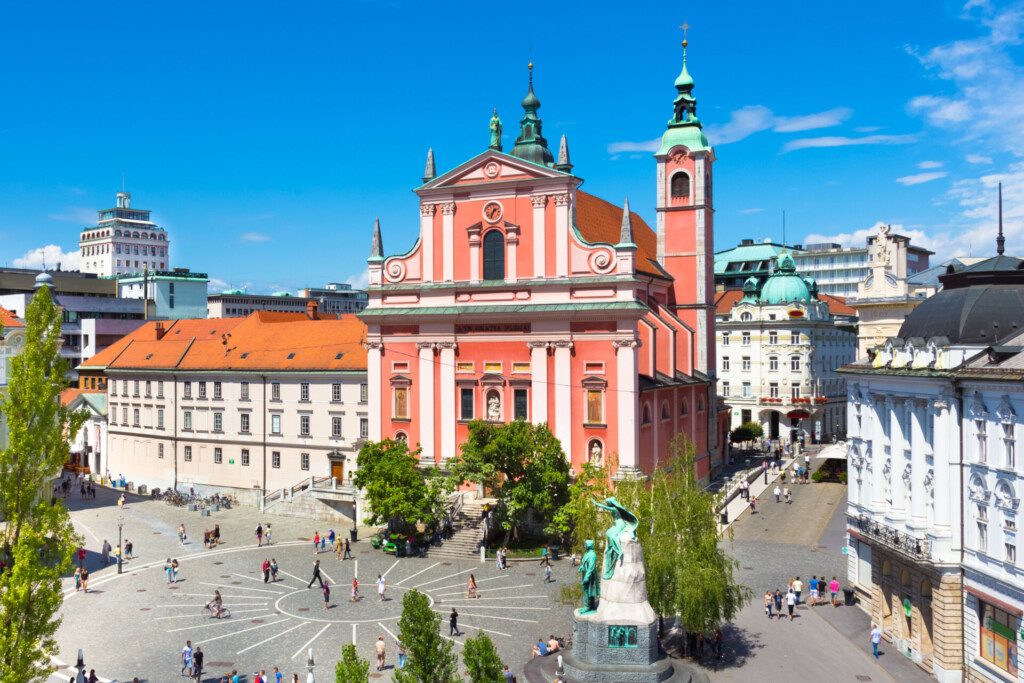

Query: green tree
614;434;751;636
462;631;504;683
547;454;615;554
450;421;570;541
335;642;370;683
394;589;458;683
729;421;762;443
0;285;86;682
354;439;449;529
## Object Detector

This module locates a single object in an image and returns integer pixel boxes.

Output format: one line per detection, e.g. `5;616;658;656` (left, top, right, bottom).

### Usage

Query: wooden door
331;461;344;482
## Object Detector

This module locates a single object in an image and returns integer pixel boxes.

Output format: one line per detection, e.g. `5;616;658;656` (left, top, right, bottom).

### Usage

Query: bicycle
204;602;230;619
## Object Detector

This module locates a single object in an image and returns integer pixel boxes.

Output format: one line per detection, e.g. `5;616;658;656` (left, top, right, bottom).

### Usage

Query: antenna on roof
997;181;1005;256
782;210;786;246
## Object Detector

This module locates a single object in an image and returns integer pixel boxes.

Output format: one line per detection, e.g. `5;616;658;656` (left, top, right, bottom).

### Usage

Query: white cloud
896;171;949;186
804;221;943;254
739;207;764;215
918;160;944;169
345;269;369;290
13;244;80;271
208;277;230;292
607;105;852;153
946;161;1024;258
782;134;919;153
47;207;96;225
966;153;993;164
854;126;881;133
240;231;270;242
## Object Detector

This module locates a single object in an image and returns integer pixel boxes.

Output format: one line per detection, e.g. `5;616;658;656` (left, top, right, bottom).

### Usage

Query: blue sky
2;0;1022;292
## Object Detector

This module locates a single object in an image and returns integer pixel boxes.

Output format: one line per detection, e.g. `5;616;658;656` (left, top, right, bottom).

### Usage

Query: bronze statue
592;497;639;580
578;539;599;614
489;108;503;150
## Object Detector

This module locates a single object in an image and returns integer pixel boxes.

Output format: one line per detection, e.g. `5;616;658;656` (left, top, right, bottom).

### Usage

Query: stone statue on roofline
489;109;502;150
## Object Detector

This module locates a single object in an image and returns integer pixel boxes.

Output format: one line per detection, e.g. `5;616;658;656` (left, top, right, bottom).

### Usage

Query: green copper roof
758;252;816;305
657;43;709;155
510;65;554;166
657;125;709;155
714;242;792;274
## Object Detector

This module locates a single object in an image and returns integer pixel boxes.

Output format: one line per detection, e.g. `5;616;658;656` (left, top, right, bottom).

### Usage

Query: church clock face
482;201;503;223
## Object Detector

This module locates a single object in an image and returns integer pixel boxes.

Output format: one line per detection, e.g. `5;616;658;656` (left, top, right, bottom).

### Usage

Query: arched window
740;312;753;322
671;172;690;199
661;403;670;421
680;399;689;416
698;395;706;412
642;404;652;425
483;230;505;281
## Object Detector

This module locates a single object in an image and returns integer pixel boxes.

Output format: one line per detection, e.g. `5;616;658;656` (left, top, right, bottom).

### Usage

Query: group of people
203;524;222;549
53;473;97;501
164;558;181;583
260;557;280;583
182;639;301;683
255;523;272;547
764;576;843;620
494;546;511;570
531;635;563;658
307;528;355;560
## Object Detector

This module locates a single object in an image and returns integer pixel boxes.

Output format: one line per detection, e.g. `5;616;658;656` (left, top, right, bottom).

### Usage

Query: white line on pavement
319;566;335;584
167;614;275;633
381;559;401;579
196;617;291;645
279;569;314;587
236;621;309;654
434;582;535;597
161;593;274;600
393;561;439;586
154;603;268;608
155;608;268;620
231;573;293;589
293;624;332;659
424;574;509;592
429;604;550;610
458;623;512;638
202;581;284;594
432;610;538;623
354;559;358;579
378;622;399;643
72;518;102;545
439;595;549;601
414;567;476;588
352;623;357;645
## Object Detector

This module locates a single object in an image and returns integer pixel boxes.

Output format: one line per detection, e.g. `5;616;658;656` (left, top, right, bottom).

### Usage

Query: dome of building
33;272;54;289
897;255;1024;344
759;252;812;304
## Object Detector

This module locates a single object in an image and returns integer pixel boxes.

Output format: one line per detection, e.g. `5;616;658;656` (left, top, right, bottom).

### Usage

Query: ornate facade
359;44;724;478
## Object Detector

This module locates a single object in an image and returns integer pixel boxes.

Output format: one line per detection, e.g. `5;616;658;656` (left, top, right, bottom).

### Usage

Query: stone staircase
429;497;494;559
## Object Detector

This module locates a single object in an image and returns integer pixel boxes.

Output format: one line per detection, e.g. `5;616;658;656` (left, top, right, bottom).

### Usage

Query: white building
793;238;933;298
77;308;371;521
716;252;857;443
841;243;1024;682
116;269;210;320
79;191;171;277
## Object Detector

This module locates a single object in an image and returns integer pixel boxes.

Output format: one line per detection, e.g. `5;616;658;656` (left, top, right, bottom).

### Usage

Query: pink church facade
360;46;723;479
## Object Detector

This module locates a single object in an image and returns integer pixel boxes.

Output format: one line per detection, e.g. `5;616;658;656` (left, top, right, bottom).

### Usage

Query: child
322;583;331;610
351;577;359;602
74;567;82;592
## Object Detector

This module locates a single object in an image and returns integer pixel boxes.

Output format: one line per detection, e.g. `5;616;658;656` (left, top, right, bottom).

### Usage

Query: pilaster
553;194;569;278
441;202;456;282
553;340;573;461
420;204;436;281
528;341;549;425
531;195;547;278
365;340;383;441
614;339;640;473
438;341;456;463
417;342;435;463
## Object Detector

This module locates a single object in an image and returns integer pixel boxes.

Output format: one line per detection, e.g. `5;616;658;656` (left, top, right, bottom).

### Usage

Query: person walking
762;459;768;484
328;529;336;549
181;640;193;676
764;590;773;619
171;558;180;583
322;582;331;610
101;540;111;565
773;589;783;619
80;567;89;592
320;533;327;553
786;589;796;620
544;562;553;584
74;567;81;592
449;608;459;636
870;623;882;658
750;495;757;514
117;492;126;510
265;523;273;546
467;574;479;600
773;485;781;503
212;523;221;547
191;646;204;682
165;558;174;583
335;536;343;560
262;558;271;583
793;576;803;604
397;641;406;669
256;524;264;547
270;558;279;582
808;576;818;606
829;577;840;606
308;559;324;588
125;539;134;559
351;577;359;602
343;538;352;560
539;545;548;566
375;636;386;672
495;548;503;571
178;523;187;546
377;574;386;602
313;531;320;554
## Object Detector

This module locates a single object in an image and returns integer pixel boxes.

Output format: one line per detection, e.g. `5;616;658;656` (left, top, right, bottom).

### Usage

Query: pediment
417;150;567;192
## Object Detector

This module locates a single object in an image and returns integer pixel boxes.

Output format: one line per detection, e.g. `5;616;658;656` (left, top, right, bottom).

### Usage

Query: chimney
306;300;319;320
154;322;166;340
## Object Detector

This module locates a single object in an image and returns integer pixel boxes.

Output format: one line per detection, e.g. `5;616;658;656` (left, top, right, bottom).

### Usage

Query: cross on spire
680;20;691;46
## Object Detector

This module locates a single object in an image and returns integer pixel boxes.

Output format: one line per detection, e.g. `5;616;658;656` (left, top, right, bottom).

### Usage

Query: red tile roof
60;388;84;406
576;192;662;278
0;307;24;328
81;312;367;372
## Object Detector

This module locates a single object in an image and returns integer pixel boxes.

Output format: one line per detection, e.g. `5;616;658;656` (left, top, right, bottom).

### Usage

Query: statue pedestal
558;532;704;683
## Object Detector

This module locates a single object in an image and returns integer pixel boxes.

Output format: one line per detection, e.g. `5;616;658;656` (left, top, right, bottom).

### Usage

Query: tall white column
553;341;573;461
553;194;569;278
888;398;907;517
610;339;634;473
531;195;547;278
417;343;435;463
506;225;518;283
441;202;456;282
366;341;383;441
468;224;481;283
529;342;549;425
910;400;928;525
438;342;456;462
932;396;952;529
871;397;886;512
420;204;435;281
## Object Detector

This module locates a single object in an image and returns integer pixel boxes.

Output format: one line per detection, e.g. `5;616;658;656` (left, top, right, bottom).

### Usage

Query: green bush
839;471;848;485
811;469;824;483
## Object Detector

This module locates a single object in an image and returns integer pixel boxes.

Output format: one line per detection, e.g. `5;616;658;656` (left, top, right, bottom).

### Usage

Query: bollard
480;544;486;563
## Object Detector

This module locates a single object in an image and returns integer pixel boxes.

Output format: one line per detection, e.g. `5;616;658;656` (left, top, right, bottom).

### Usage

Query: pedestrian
165;558;174;583
376;574;386;602
117;493;125;510
262;558;271;583
773;589;783;618
192;646;204;681
764;590;773;619
351;577;359;602
74;567;81;592
870;623;882;658
101;539;111;565
762;459;768;484
809;576;818;606
495;548;503;571
449;608;459;636
397;641;407;669
308;559;324;588
77;546;86;568
375;635;386;671
773;485;781;503
343;537;352;560
125;538;133;559
87;669;97;683
178;523;186;546
271;558;279;582
784;487;792;504
171;558;179;582
544;562;553;584
80;567;89;592
313;531;320;554
793;576;803;604
467;574;479;599
750;495;757;514
829;576;840;607
256;523;263;547
213;523;221;547
320;533;327;553
265;523;272;546
328;529;336;549
335;536;343;560
540;545;548;566
273;666;282;683
323;582;331;610
181;640;193;676
786;589;796;620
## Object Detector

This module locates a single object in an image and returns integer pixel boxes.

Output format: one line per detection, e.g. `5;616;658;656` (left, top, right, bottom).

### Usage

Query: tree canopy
394;589;458;683
729;421;763;443
354;439;450;529
0;285;86;682
449;420;570;540
547;454;615;554
462;631;504;683
334;642;370;683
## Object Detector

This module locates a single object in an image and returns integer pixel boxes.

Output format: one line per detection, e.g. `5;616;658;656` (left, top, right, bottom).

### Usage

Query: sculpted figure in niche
590;441;603;464
487;393;501;421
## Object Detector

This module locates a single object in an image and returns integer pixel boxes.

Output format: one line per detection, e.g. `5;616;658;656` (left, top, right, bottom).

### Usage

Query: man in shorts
808;576;819;606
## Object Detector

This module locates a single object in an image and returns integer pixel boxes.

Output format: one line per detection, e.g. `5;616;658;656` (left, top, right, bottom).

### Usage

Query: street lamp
306;648;315;683
74;649;85;683
117;514;124;575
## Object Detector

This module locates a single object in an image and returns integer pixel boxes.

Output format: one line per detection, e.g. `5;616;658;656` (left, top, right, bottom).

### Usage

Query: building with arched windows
78;191;171;277
359;44;728;479
715;252;857;443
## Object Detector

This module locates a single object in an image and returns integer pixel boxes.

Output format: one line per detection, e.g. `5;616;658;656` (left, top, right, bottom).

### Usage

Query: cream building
715;252;857;443
78;191;171;277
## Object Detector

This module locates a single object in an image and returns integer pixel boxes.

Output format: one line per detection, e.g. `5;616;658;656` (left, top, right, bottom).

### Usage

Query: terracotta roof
576;192;664;278
82;312;367;372
60;388;84;406
0;307;24;328
715;289;856;317
821;294;856;316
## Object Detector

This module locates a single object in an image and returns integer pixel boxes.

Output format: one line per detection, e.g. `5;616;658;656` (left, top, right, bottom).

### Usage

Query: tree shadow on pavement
662;622;764;672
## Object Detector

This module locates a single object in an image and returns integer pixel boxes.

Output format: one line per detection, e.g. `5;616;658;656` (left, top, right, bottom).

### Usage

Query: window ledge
391;418;412;423
584;423;608;429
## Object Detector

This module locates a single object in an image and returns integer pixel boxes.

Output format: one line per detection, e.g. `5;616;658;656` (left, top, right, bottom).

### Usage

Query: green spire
657;35;709;155
369;217;384;262
510;62;555;167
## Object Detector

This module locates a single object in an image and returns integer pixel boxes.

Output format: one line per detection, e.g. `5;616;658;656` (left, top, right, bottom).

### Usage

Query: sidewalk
718;455;798;531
